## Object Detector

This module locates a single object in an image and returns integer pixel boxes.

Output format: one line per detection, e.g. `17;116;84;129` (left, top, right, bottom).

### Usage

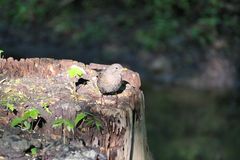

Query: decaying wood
0;57;151;160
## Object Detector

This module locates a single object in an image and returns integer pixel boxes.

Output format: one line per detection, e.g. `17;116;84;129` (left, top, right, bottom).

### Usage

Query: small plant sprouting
0;101;16;112
6;103;15;112
52;117;74;144
31;147;38;156
74;112;87;126
11;108;40;131
74;112;103;131
41;102;52;115
52;112;102;144
52;117;74;133
67;65;86;93
76;112;102;131
67;65;85;78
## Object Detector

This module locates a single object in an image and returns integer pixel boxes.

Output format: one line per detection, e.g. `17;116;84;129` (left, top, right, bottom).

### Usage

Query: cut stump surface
0;58;151;160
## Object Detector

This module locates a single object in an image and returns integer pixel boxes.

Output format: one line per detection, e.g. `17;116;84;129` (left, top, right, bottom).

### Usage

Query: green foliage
6;103;15;112
52;112;102;144
0;89;28;111
134;0;226;46
11;108;40;131
83;112;102;131
74;112;86;126
67;65;85;78
31;147;37;156
23;108;40;119
136;19;178;49
0;0;56;26
74;112;102;131
52;117;74;133
11;117;24;128
52;118;64;128
0;0;239;49
73;21;107;43
52;116;75;144
0;101;16;112
53;112;102;132
41;102;52;115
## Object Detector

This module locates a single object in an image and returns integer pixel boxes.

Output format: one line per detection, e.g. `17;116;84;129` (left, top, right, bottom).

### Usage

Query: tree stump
0;58;152;160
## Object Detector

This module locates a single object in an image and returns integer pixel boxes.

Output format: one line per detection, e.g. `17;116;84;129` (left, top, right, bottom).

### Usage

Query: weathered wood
0;57;151;160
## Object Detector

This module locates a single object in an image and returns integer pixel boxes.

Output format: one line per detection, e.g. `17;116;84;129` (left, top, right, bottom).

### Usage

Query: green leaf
23;108;40;120
95;120;102;131
74;112;86;126
6;103;15;112
85;119;94;126
52;118;64;128
45;108;52;114
41;102;52;114
31;147;37;156
11;117;23;127
23;121;31;130
67;65;85;78
84;112;94;116
64;120;74;132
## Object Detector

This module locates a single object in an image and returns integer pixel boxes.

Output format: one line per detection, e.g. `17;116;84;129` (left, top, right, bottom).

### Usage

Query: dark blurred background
0;0;240;159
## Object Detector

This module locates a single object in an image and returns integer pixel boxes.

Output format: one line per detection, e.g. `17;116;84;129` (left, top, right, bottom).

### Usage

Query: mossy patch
0;87;29;112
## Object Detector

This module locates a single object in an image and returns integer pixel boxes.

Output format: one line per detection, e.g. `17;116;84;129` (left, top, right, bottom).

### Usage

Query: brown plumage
97;64;123;94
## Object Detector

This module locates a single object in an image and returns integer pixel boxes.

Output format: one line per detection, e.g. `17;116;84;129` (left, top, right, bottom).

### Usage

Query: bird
97;63;123;94
97;63;123;105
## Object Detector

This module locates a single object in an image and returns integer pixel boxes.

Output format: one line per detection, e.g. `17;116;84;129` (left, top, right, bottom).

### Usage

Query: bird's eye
115;67;118;69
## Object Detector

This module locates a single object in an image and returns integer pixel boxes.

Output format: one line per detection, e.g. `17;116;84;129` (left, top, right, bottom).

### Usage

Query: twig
0;78;6;84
